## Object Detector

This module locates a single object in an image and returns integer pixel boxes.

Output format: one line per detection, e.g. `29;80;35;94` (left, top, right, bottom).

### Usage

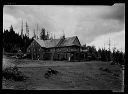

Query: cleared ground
2;55;124;91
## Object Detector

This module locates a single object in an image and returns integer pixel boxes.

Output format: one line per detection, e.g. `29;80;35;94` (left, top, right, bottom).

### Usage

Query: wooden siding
27;40;45;60
27;39;81;61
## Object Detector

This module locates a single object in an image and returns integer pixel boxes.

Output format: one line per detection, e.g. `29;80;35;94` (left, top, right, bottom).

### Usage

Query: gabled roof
34;36;81;48
44;39;60;48
35;38;60;48
35;39;46;47
59;36;81;47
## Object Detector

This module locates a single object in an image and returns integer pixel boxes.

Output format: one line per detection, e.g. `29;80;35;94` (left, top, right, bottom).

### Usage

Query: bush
44;68;59;79
2;66;27;81
99;67;112;73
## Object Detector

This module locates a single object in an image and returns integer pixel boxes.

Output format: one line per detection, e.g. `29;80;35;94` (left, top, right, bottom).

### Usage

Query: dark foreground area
2;55;124;92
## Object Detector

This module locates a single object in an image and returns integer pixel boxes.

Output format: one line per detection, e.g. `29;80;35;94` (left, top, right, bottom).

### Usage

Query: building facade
26;36;81;61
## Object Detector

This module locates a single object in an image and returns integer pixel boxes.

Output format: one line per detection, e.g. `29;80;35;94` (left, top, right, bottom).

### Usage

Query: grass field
2;55;124;92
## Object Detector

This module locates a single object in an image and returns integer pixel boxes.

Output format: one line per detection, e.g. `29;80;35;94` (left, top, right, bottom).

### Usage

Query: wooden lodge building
26;36;81;61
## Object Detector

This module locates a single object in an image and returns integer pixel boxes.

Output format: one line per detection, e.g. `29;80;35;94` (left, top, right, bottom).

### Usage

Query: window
38;55;40;60
39;48;41;51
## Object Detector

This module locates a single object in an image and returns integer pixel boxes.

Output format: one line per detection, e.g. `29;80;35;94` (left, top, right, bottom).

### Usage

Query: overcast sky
3;4;125;52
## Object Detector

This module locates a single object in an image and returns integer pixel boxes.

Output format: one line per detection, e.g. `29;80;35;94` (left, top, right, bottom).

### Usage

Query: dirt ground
2;55;124;92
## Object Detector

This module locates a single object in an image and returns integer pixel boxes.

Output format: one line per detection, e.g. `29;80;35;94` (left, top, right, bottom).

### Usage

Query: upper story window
39;48;41;51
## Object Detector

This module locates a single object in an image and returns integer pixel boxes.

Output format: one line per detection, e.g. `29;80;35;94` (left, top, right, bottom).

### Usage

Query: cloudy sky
3;4;125;52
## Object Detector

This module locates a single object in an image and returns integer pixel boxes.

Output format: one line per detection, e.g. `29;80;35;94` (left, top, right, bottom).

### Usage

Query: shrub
99;67;112;73
2;66;27;81
44;68;59;79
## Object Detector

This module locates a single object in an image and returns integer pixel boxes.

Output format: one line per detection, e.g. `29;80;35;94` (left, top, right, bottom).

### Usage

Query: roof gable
35;39;46;47
60;36;81;47
72;36;81;46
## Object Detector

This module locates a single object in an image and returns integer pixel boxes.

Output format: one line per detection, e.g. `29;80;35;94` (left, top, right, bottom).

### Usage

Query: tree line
3;25;125;65
3;25;33;53
81;44;125;65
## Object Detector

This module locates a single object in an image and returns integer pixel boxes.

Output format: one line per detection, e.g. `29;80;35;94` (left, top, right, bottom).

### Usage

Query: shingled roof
59;36;81;47
34;36;81;48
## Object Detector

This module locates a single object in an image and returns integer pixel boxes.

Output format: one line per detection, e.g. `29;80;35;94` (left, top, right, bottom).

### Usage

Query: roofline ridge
66;36;77;38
